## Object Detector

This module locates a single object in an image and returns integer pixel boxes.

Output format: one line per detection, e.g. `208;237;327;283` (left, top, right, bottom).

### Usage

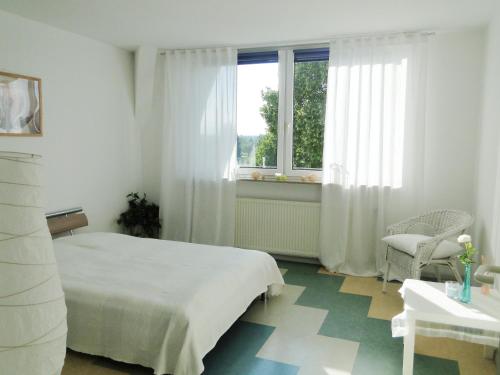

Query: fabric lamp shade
0;152;67;375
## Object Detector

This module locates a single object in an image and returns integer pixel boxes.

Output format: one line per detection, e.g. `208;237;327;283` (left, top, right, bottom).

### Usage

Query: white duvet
53;232;284;375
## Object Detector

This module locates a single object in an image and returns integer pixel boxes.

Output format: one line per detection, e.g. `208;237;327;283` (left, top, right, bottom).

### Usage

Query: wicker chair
382;209;474;292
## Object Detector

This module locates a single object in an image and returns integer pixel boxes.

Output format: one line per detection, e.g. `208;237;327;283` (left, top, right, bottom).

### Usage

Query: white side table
392;279;500;375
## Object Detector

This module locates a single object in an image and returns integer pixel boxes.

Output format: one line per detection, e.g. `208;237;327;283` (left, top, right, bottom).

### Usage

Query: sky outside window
237;62;278;168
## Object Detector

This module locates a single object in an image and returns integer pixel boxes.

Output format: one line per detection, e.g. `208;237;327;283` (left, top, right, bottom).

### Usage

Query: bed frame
46;207;88;235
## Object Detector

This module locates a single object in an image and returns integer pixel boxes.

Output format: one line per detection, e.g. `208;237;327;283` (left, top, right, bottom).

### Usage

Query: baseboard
272;254;321;265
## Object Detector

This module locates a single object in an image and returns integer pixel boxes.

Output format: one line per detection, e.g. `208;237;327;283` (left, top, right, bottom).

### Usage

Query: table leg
403;318;415;375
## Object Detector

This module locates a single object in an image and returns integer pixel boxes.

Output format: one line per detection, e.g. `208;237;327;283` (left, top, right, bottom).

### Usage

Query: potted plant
117;193;161;238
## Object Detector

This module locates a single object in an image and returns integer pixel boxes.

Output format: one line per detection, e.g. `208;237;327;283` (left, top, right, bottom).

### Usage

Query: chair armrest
414;227;466;263
414;236;441;261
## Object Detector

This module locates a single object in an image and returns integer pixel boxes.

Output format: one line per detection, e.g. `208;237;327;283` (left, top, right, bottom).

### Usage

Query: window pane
237;62;279;168
292;59;328;170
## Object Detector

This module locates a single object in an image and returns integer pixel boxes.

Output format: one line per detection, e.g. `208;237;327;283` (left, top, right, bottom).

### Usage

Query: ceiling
0;0;495;51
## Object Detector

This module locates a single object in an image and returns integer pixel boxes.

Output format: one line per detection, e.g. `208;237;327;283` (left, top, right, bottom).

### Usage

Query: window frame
236;46;328;181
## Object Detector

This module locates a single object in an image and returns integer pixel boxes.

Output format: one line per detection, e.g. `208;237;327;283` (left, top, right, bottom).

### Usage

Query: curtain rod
157;29;437;54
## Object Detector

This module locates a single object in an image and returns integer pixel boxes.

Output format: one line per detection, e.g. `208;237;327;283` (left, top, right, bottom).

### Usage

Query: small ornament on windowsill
275;173;288;182
300;174;318;183
251;171;264;181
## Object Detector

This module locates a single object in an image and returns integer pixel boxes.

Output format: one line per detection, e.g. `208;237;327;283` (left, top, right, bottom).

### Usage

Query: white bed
53;232;284;375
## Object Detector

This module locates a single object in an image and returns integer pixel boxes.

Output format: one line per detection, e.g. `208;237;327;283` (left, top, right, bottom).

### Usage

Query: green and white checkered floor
63;261;495;375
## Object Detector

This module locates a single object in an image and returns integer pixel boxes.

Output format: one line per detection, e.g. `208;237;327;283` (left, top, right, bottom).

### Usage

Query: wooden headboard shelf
46;207;88;235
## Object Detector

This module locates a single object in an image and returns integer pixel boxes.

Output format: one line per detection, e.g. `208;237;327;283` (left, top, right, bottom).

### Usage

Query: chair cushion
382;234;462;259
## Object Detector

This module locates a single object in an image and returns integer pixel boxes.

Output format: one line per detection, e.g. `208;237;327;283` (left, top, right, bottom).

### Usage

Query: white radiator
235;198;320;258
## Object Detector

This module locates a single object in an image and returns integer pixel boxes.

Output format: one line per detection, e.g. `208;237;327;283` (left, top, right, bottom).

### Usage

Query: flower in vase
457;234;471;243
457;235;476;265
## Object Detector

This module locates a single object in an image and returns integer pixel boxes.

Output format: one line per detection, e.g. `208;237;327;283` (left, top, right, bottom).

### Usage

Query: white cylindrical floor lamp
0;151;67;375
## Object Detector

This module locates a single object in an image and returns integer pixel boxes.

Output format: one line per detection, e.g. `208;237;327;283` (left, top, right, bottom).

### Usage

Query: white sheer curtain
320;34;428;276
160;48;237;246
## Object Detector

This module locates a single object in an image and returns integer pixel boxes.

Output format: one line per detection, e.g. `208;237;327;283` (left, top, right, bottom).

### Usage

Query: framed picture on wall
0;71;42;136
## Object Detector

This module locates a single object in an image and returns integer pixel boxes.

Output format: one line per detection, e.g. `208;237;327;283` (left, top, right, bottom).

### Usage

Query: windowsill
238;176;322;185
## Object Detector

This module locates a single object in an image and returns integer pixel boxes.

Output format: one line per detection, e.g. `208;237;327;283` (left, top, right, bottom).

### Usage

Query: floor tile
415;335;497;375
203;321;299;375
244;302;328;337
297;364;355;375
339;275;403;320
258;328;358;372
413;354;460;375
316;294;372;342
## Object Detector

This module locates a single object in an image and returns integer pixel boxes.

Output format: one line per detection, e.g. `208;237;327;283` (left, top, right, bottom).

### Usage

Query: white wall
0;10;142;232
422;29;485;214
475;4;500;264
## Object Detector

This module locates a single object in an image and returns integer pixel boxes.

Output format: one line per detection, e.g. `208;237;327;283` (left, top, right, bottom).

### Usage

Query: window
290;48;328;171
237;47;329;179
237;51;279;168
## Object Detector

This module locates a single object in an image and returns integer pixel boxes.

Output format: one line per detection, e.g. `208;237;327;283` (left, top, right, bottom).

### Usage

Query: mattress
53;232;284;375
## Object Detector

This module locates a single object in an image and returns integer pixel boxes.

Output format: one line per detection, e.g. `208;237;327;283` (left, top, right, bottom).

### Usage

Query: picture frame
0;71;43;136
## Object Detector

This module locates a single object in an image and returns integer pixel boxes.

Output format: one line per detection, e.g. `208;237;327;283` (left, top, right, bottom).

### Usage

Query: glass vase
460;264;472;304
